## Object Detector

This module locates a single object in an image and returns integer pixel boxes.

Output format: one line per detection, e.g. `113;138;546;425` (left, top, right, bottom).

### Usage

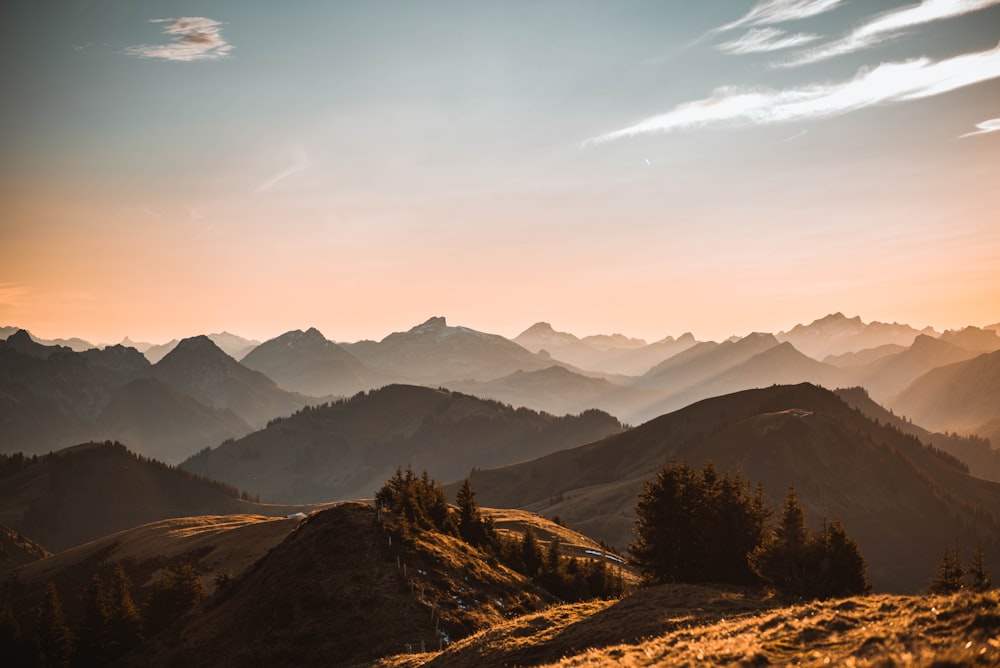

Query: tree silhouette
929;545;966;594
968;541;992;592
35;581;73;668
630;461;769;585
750;489;869;598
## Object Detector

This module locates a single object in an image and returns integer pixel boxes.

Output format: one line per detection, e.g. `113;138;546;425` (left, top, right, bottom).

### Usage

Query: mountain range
5;312;1000;474
180;384;624;504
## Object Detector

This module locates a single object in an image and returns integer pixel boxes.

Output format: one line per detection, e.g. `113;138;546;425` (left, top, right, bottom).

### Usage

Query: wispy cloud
717;27;822;54
589;42;1000;143
780;0;1000;67
254;145;311;193
959;117;1000;137
125;17;233;62
712;0;846;34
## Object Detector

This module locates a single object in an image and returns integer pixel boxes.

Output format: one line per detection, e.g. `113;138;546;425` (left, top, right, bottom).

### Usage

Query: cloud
125;17;233;62
959;117;1000;137
712;0;846;34
717;27;822;54
780;0;1000;67
588;42;1000;143
254;145;311;193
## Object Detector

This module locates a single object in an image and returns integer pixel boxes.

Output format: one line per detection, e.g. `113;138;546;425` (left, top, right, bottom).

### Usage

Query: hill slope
892;348;1000;437
460;383;1000;592
0;442;277;551
127;502;555;668
181;385;624;504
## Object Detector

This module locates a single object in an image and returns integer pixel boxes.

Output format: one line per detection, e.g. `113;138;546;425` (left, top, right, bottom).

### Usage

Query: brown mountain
513;323;699;375
180;384;624;504
0;333;271;462
0;326;96;352
92;378;252;464
823;343;907;367
835;386;1000;483
458;383;1000;592
938;326;1000;352
0;441;274;551
891;349;1000;438
444;365;668;426
240;327;383;397
852;334;980;402
636;341;847;422
637;332;781;391
342;316;554;382
152;335;309;429
777;313;929;360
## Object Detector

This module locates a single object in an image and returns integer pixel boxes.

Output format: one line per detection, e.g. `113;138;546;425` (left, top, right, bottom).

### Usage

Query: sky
1;0;999;345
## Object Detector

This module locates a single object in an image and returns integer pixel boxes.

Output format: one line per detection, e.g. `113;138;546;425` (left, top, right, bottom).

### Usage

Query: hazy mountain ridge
892;348;1000;438
239;327;384;397
343;317;562;382
180;384;625;504
458;383;1000;593
776;312;933;359
0;332;301;463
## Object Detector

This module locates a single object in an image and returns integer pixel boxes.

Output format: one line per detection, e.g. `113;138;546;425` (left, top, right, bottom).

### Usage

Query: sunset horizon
3;0;999;346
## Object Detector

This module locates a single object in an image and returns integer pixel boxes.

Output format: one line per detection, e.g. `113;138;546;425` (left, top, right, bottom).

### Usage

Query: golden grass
15;513;301;592
376;586;1000;667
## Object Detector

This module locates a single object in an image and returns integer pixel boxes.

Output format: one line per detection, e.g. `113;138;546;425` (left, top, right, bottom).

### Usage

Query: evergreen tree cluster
630;461;871;599
749;489;871;598
629;461;770;586
0;561;207;667
929;541;992;594
375;468;624;602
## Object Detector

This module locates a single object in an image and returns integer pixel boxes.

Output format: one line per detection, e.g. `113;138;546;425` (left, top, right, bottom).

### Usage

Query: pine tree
630;461;769;585
929;545;966;594
967;542;991;592
107;565;143;655
0;606;26;667
77;575;112;665
820;518;871;597
35;581;73;668
521;526;542;578
749;488;867;599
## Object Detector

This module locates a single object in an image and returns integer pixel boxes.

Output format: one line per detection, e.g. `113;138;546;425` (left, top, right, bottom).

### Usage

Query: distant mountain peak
410;316;448;333
520;322;558;335
160;335;228;362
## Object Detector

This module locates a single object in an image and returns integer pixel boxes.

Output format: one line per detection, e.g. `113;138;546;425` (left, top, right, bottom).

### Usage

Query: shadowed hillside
0;523;50;575
180;385;624;504
0;333;282;463
458;383;1000;592
892;348;1000;440
126;502;556;667
151;335;309;429
0;442;290;552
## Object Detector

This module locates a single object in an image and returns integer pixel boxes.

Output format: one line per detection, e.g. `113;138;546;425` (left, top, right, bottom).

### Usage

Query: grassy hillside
126;502;588;667
377;588;1000;667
